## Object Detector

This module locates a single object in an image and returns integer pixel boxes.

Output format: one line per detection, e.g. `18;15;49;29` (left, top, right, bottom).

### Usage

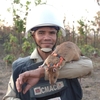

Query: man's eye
50;32;56;34
38;32;44;34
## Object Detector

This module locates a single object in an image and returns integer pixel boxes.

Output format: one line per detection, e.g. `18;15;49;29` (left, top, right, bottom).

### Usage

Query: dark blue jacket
12;56;82;100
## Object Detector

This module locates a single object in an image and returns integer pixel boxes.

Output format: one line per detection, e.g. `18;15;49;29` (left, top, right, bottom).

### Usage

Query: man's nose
44;34;51;39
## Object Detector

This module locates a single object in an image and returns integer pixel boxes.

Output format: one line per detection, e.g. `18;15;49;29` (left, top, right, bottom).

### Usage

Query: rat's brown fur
42;41;82;84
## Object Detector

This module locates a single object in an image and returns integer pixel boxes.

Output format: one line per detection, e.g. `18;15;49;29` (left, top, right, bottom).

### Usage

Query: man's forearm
37;67;45;78
44;56;93;80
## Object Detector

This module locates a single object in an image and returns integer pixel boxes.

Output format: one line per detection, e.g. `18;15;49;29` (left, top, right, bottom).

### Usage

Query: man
3;5;93;100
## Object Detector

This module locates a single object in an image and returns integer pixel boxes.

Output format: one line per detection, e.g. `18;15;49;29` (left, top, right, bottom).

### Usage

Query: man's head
25;4;66;52
31;26;59;52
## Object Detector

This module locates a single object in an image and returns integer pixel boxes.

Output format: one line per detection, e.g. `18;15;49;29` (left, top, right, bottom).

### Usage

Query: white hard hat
25;4;66;38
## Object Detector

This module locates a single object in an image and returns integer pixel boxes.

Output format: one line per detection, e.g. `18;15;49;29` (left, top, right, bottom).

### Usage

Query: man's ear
32;33;36;40
32;32;35;37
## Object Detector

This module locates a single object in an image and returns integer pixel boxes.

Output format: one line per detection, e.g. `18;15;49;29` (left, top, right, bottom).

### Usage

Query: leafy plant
80;44;95;56
3;54;15;65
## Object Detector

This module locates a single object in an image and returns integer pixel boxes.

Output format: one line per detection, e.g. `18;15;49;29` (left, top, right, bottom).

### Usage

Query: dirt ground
0;48;100;100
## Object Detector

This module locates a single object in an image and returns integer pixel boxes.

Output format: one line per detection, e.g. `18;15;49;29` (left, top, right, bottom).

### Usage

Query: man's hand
16;67;45;94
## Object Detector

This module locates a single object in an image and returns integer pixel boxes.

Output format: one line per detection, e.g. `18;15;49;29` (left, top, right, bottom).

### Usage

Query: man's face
32;27;57;49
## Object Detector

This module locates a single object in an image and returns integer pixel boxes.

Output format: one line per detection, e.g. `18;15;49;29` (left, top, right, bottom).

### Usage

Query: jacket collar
30;48;43;62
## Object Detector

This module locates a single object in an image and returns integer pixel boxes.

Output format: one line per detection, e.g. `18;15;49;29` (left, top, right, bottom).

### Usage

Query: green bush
3;54;15;64
79;44;98;57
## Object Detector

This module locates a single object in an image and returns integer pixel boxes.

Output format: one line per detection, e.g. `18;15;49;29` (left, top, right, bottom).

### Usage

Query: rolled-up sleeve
2;75;20;100
45;56;93;80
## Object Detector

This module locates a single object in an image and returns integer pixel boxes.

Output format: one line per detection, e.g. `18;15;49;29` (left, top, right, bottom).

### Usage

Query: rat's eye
50;63;53;67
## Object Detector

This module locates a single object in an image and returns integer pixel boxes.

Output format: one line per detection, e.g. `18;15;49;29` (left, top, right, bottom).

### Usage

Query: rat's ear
53;68;57;72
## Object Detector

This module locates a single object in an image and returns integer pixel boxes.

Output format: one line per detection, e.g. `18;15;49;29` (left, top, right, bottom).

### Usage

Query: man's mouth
42;43;53;47
42;43;52;45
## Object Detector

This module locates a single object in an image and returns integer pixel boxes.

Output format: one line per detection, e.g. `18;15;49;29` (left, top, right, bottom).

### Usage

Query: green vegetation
0;0;100;66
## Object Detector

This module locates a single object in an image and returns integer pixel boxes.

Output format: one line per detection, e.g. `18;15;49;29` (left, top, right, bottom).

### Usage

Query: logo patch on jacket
30;79;67;98
34;81;64;95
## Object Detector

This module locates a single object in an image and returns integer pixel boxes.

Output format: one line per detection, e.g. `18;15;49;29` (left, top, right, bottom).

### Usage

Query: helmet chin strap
37;43;56;53
41;48;52;52
40;44;56;53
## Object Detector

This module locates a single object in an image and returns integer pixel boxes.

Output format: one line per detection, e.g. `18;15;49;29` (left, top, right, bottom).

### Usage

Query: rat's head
46;67;59;84
45;54;61;67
